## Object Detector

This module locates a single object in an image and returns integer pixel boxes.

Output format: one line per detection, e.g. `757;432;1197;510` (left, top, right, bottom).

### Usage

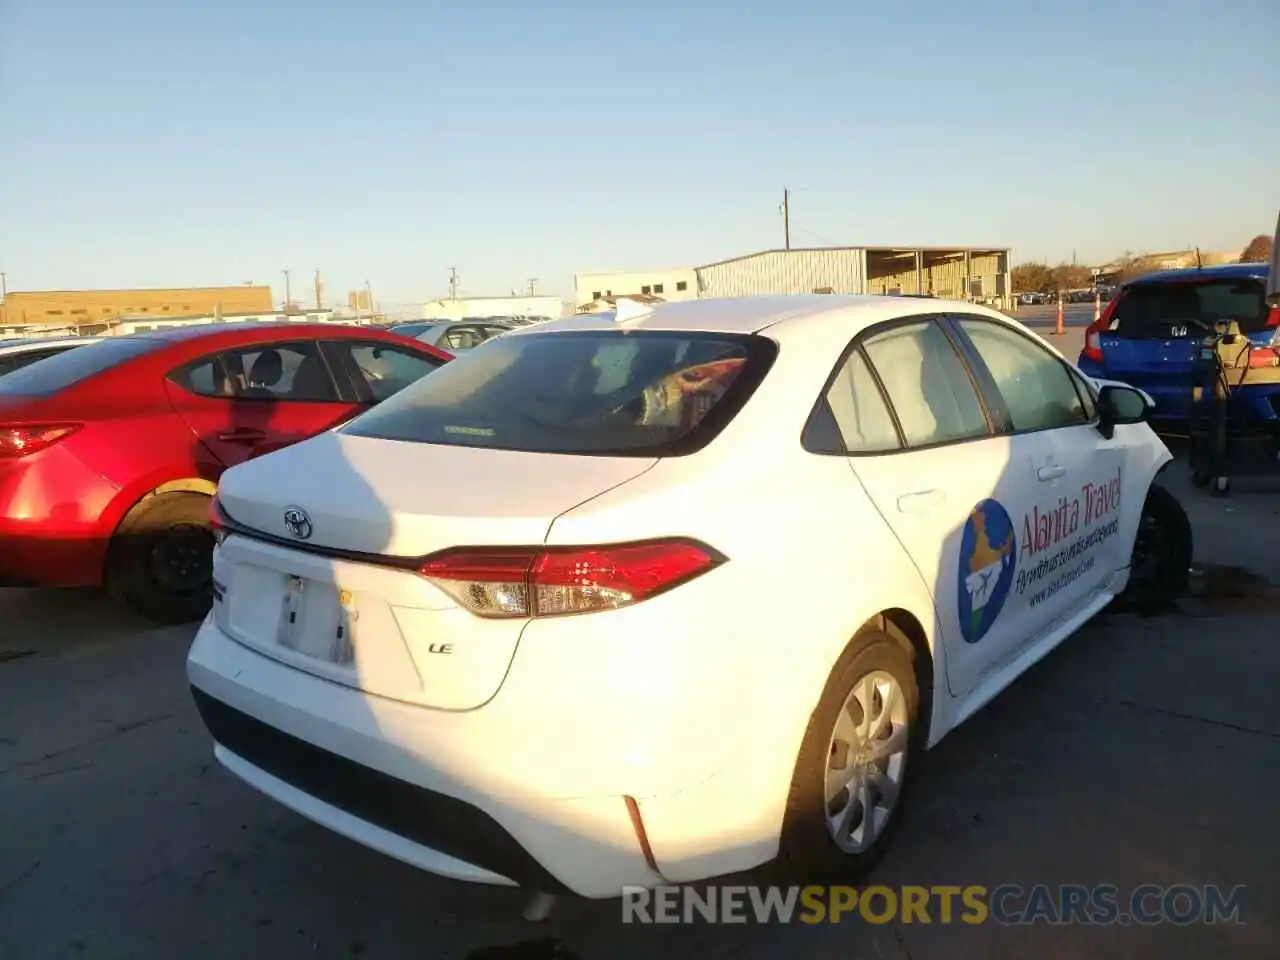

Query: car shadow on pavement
0;586;156;657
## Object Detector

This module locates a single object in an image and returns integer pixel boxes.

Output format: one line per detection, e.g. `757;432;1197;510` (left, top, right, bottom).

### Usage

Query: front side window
334;342;443;403
860;321;990;448
342;330;773;456
1066;367;1099;421
956;319;1090;432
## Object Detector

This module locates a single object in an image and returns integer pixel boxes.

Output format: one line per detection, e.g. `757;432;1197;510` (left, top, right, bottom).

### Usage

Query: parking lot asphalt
3;424;1278;959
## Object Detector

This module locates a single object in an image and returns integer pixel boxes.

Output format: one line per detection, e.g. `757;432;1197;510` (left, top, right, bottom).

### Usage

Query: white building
423;296;564;322
575;245;1014;311
574;268;699;308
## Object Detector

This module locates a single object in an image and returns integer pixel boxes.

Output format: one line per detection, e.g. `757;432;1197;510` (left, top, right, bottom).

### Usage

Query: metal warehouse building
576;245;1012;312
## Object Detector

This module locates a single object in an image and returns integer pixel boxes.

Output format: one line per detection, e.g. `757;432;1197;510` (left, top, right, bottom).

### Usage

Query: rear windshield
390;323;435;337
0;338;162;396
0;345;79;378
340;329;775;456
1112;278;1269;337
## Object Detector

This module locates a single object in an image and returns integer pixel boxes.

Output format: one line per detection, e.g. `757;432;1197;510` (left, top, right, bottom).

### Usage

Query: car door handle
897;490;945;513
217;428;267;443
1037;464;1067;481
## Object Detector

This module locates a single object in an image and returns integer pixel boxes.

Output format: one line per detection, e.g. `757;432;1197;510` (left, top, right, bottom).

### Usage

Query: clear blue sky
2;0;1277;311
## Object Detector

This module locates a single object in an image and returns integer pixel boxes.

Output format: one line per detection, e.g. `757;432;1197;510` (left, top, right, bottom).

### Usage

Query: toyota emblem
283;506;313;540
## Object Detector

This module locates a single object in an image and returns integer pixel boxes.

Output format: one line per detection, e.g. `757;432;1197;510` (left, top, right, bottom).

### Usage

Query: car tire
107;492;216;625
1122;481;1193;607
773;631;921;885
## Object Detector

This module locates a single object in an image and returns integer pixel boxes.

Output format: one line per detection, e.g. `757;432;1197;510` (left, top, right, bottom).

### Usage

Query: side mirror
1097;384;1150;438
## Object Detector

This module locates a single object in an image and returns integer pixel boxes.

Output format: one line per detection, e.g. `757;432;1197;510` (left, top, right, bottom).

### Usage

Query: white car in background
0;336;106;378
188;295;1189;899
389;320;516;352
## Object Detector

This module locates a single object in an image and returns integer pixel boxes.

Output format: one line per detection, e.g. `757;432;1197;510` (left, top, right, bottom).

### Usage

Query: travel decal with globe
957;499;1017;643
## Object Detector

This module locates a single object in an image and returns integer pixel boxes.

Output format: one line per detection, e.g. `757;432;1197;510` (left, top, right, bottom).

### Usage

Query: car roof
503;295;990;337
0;335;107;354
123;322;366;343
1126;262;1269;287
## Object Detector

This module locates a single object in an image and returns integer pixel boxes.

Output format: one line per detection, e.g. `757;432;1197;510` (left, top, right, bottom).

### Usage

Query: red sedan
0;323;450;623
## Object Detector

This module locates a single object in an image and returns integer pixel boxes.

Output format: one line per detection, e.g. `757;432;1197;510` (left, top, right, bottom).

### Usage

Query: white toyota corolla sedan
187;295;1191;900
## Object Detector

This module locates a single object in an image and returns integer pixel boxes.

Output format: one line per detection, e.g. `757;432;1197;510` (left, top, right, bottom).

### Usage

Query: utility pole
314;269;322;309
283;269;292;311
1;272;7;299
782;187;791;251
365;280;375;318
449;267;459;301
527;278;537;296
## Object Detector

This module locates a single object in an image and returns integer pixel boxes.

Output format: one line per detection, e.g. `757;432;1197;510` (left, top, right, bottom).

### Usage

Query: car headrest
248;350;283;387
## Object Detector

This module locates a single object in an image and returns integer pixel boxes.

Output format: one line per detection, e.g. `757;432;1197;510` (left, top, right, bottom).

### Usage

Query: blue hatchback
1077;263;1279;421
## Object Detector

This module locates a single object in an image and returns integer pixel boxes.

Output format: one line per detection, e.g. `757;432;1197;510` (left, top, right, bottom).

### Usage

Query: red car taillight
0;422;82;459
1081;296;1120;363
419;539;723;618
1266;305;1280;329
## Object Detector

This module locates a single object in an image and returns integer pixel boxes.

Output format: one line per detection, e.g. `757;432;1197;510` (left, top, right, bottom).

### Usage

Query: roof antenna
613;297;654;324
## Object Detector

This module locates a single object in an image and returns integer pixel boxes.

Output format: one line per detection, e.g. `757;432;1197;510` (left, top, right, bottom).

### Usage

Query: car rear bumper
190;685;569;890
186;615;787;897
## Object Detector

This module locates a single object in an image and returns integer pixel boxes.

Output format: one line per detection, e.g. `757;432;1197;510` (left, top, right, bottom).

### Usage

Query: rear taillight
1081;296;1120;363
1266;305;1280;329
0;422;82;459
419;539;723;618
209;493;228;544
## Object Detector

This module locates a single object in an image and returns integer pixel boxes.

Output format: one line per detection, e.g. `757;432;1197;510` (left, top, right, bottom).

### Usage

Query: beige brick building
0;286;274;331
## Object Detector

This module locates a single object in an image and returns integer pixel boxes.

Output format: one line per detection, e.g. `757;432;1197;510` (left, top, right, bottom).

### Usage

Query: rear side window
861;321;990;448
1111;279;1268;337
0;338;162;396
821;349;901;453
341;330;775;456
172;342;341;402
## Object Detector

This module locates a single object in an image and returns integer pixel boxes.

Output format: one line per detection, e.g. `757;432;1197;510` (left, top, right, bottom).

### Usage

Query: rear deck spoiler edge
1267;209;1279;305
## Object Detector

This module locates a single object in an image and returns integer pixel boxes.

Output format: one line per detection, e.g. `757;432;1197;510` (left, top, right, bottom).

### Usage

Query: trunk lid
217;431;655;556
211;432;657;709
1097;334;1198;379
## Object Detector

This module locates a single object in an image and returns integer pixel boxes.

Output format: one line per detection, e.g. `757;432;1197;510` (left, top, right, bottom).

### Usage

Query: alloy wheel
825;670;910;854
